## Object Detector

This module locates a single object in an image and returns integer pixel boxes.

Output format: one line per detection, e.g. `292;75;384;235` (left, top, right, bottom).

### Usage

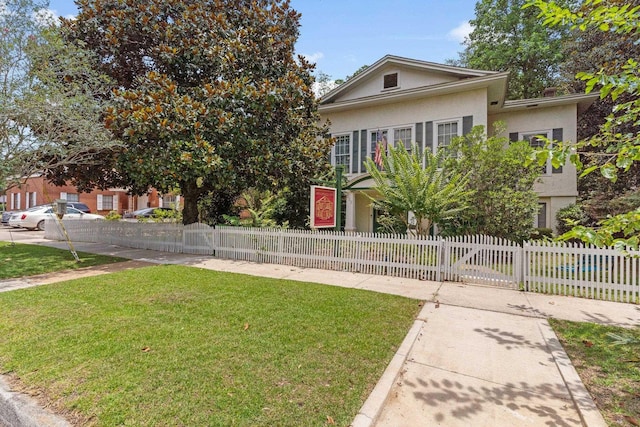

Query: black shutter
552;128;563;173
351;131;359;174
415;122;423;159
425;121;433;153
328;133;333;164
509;132;519;143
462;116;473;135
360;130;367;173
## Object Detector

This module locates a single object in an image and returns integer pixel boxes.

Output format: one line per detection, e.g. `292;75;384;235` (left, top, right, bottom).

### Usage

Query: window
370;130;388;162
162;195;179;208
61;192;79;202
10;192;20;210
25;192;36;209
437;120;460;149
383;73;398;89
101;195;114;210
522;131;552;175
537;202;547;228
393;127;412;153
333;134;351;173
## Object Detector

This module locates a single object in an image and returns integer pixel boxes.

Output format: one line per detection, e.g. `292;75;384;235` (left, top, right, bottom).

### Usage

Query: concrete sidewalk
3;238;639;426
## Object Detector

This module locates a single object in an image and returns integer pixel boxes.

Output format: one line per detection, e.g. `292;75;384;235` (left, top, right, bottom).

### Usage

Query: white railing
45;220;640;303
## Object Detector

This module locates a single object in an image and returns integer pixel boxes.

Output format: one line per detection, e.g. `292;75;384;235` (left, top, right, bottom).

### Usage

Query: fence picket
45;221;639;303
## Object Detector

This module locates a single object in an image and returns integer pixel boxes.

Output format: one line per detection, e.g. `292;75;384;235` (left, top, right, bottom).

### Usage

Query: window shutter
112;195;118;212
415;122;423;159
552;128;563;173
462;116;473;135
351;131;359;173
425;121;433;153
97;194;103;210
509;132;519;143
359;130;367;173
328;133;333;165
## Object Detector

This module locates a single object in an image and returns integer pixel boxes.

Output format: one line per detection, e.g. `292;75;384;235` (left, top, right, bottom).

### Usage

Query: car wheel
37;220;45;231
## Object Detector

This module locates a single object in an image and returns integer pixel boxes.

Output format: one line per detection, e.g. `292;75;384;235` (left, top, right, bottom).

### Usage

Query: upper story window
437;120;460;150
383;73;398;89
394;127;412;153
333;134;351;173
520;130;562;175
371;130;388;163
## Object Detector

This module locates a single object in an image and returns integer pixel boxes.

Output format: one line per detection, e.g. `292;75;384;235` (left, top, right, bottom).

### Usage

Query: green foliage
57;0;332;225
137;208;182;223
526;0;640;248
441;124;540;242
455;0;571;99
223;188;289;228
364;142;473;237
555;203;589;235
104;211;122;221
375;211;408;235
530;227;554;240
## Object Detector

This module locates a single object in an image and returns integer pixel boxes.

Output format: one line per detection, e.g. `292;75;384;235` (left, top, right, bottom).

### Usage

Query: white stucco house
318;55;597;233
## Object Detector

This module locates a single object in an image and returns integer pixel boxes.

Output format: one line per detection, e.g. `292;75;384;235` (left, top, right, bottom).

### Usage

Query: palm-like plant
364;142;474;236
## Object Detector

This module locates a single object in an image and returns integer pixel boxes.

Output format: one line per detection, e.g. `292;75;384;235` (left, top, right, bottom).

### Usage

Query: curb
538;321;607;427
0;376;70;427
351;303;430;427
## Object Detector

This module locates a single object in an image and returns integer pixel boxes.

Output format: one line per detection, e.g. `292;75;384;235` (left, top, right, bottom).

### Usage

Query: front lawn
550;318;640;426
0;242;127;279
0;265;421;426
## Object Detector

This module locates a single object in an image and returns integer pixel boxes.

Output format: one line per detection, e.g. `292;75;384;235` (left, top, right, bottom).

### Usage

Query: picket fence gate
45;220;640;303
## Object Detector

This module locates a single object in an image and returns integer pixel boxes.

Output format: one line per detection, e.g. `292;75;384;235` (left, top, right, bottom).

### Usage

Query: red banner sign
310;186;336;228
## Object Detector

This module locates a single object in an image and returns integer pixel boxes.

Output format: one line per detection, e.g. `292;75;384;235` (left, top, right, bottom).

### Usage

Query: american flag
374;132;386;168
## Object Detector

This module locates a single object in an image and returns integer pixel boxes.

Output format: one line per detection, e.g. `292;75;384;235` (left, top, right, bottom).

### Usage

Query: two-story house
318;55;597;233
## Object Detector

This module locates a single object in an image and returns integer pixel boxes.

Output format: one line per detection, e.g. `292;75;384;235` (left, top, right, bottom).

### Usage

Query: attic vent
383;73;398;89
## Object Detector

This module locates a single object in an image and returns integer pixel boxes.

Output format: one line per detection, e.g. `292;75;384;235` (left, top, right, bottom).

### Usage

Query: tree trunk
180;181;202;225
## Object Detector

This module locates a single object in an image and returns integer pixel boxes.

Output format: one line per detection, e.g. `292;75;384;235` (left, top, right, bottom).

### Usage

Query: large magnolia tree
54;0;332;224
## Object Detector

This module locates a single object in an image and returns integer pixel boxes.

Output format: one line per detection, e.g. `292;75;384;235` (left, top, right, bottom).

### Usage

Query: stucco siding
336;66;461;102
490;104;578;198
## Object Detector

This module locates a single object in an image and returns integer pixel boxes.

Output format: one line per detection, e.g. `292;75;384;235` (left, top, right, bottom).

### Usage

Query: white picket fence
45;220;640;303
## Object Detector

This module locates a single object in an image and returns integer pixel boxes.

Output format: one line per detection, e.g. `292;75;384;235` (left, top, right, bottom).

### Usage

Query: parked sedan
8;206;105;231
124;207;175;219
1;210;16;226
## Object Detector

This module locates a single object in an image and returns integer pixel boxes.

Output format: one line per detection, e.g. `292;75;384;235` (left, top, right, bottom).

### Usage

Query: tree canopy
441;125;540;242
525;0;640;248
53;0;332;224
0;0;117;194
364;143;473;237
454;0;572;99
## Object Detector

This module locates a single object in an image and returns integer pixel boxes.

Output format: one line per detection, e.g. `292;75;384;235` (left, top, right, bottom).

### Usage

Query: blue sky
47;0;478;80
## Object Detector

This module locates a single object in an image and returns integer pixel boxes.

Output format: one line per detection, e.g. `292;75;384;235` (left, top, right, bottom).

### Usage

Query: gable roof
318;54;509;111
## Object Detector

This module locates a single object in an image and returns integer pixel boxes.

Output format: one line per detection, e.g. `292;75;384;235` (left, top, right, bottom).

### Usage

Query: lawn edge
351;302;430;427
0;375;71;427
539;320;608;427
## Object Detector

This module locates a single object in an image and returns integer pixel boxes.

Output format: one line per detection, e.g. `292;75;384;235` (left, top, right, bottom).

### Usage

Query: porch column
345;191;356;232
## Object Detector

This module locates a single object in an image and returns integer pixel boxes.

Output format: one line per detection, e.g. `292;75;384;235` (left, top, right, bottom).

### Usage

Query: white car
8;205;105;231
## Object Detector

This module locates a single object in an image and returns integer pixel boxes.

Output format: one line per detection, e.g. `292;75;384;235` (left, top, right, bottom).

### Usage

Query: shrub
556;203;589;235
530;227;553;240
104;211;121;221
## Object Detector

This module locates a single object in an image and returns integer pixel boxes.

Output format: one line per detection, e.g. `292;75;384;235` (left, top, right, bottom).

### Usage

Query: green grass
0;265;421;426
550;319;640;426
0;242;127;279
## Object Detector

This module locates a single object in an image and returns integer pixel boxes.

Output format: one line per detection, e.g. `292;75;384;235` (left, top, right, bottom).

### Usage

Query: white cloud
302;51;324;64
448;21;473;43
32;8;57;27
